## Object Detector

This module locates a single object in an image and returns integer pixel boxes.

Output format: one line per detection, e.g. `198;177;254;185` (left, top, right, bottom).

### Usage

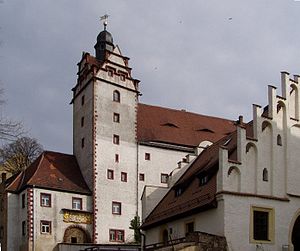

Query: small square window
121;172;127;182
40;221;51;234
81;95;85;106
139;173;145;181
113;113;120;123
115;154;119;163
81;117;84;127
22;221;26;236
112;201;122;215
81;138;85;148
107;170;114;180
161;173;168;184
145;153;151;160
72;197;82;210
41;193;51;207
113;135;120;145
22;193;26;209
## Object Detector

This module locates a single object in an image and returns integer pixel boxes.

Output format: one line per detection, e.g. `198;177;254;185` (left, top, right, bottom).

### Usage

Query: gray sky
0;0;300;154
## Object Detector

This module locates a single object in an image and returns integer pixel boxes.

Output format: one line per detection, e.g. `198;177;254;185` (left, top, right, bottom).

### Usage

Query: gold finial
100;14;109;30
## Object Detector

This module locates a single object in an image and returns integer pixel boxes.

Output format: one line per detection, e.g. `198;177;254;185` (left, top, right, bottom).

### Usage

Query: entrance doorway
292;215;300;250
63;226;90;243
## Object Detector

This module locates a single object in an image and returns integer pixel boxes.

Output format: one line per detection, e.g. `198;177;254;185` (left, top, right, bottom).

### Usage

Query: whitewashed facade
142;72;300;251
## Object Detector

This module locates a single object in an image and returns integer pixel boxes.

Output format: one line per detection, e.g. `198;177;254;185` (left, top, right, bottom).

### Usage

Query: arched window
113;90;120;102
263;168;268;182
277;134;282;146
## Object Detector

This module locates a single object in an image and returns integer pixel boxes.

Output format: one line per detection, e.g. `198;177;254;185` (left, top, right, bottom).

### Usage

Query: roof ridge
43;150;73;156
138;103;234;122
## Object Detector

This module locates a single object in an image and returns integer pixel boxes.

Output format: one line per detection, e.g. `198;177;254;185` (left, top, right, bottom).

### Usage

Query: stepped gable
141;127;239;229
137;103;236;147
7;151;91;195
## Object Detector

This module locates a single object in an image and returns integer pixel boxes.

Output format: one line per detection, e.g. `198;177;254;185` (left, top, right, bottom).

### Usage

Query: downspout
140;232;146;251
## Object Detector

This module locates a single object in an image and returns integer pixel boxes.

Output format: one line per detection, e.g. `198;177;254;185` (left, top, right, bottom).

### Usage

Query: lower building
141;72;300;251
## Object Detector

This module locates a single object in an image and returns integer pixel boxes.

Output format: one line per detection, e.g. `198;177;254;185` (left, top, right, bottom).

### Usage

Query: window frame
72;197;83;210
22;193;26;209
109;229;125;242
81;95;85;106
113;135;120;145
115;154;119;163
139;173;145;181
250;206;274;244
40;220;51;234
113;90;120;102
113;113;120;123
145;153;151;160
112;201;122;215
161;173;169;184
107;169;114;180
22;220;26;236
121;172;127;182
40;193;51;207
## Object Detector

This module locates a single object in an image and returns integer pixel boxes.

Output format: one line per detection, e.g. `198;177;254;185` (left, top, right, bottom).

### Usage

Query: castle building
0;25;235;250
141;73;300;251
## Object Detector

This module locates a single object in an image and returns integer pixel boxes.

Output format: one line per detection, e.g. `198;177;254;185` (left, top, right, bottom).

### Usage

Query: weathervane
100;14;109;30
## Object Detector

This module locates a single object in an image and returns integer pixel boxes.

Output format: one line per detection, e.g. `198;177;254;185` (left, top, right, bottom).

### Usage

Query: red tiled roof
141;128;239;229
137;104;236;147
7;151;91;195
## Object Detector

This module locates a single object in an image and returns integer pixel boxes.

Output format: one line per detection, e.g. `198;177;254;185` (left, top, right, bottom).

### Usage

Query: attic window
199;175;209;186
161;123;178;128
196;128;214;133
175;187;184;197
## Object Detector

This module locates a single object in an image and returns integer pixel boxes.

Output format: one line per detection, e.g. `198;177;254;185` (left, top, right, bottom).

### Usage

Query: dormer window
199;175;209;186
113;90;120;102
175;187;184;197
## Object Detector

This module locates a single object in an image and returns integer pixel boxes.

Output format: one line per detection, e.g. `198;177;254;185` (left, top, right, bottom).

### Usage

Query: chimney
238;115;243;124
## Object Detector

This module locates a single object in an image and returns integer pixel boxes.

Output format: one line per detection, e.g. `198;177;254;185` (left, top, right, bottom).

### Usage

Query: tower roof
96;29;113;45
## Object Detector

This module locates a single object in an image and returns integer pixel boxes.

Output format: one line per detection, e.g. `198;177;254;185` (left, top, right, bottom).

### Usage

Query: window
81;95;85;106
175;187;184;197
115;154;119;163
161;173;168;184
120;74;125;81
81;138;85;148
41;193;51;207
107;169;114;180
108;69;114;77
186;222;194;234
250;206;274;243
263;168;268;182
22;193;26;208
40;221;51;234
81;117;84;127
72;197;82;210
112;202;122;215
113;113;120;123
145;153;151;160
121;172;127;182
22;221;26;236
139;173;145;181
199;175;209;186
113;135;120;145
71;237;77;243
113;90;120;102
277;134;282;146
109;229;124;242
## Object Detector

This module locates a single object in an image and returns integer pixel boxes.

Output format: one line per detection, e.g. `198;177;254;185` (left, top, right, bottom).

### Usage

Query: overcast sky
0;0;300;153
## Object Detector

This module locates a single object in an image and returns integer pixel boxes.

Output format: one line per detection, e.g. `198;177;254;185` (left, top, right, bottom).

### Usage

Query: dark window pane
253;211;269;240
